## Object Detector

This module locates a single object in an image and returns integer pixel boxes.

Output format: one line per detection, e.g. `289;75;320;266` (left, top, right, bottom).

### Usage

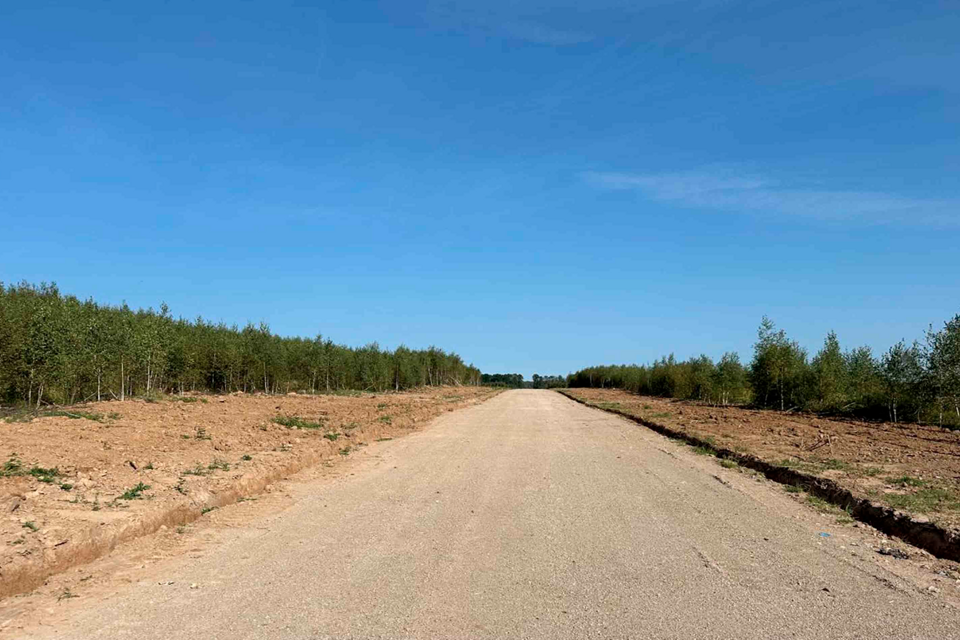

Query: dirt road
16;390;960;638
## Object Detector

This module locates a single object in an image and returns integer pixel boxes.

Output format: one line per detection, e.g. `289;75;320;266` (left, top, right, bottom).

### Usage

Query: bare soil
0;387;498;599
563;389;960;530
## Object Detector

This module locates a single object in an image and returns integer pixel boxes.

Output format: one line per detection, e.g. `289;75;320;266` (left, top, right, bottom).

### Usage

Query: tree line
480;373;566;389
568;315;960;428
0;281;482;406
481;373;525;388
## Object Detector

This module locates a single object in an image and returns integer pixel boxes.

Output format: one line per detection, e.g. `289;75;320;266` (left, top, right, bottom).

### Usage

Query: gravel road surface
25;390;960;639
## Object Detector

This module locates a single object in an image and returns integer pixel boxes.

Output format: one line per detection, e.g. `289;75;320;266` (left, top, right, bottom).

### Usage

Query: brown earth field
0;386;499;600
562;388;960;532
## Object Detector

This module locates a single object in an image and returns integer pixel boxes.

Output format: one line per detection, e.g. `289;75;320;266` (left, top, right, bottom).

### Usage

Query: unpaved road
16;390;960;638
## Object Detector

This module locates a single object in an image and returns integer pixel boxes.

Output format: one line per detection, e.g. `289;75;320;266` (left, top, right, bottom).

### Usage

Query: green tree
750;317;808;411
810;331;845;412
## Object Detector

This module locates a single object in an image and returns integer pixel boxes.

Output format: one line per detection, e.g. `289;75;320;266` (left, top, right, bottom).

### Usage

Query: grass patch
22;521;38;532
323;432;340;441
784;484;803;494
719;459;738;469
3;408;114;423
884;487;960;513
272;415;325;430
378;415;393;425
118;482;150;500
338;446;352;456
889;475;926;487
201;506;217;515
818;458;853;472
241;454;252;461
806;494;838;513
595;402;622;411
691;446;714;456
47;410;109;422
2;457;63;484
857;466;884;477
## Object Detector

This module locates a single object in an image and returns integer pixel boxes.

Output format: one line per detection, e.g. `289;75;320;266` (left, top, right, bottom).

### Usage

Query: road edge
556;389;960;562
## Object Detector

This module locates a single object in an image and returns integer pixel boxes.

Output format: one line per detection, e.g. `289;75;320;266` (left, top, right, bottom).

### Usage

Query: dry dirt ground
563;388;960;530
0;386;498;601
6;390;960;639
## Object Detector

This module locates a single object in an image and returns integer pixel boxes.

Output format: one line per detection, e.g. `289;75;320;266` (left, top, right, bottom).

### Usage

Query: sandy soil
563;389;960;530
0;386;498;599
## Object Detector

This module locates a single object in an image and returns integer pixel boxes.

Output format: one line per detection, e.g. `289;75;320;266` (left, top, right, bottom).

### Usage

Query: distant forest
569;315;960;428
481;373;566;389
0;281;482;406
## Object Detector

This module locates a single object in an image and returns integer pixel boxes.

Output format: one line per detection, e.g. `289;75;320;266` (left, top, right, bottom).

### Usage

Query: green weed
118;482;150;500
1;455;24;477
272;415;324;430
182;464;207;476
58;589;79;602
29;466;60;483
207;458;230;472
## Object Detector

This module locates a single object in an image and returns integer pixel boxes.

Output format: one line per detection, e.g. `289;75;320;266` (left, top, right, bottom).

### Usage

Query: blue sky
2;0;958;378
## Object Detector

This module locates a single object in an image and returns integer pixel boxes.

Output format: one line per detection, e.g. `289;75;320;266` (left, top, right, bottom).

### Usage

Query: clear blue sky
2;1;958;378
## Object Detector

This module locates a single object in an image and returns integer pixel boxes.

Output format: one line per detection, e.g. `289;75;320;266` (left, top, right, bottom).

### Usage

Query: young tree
714;352;747;405
750;317;808;411
810;331;846;412
881;340;922;423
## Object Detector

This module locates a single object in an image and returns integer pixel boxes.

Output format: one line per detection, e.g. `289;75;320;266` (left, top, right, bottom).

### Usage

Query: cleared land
563;388;960;530
6;390;960;639
0;386;497;599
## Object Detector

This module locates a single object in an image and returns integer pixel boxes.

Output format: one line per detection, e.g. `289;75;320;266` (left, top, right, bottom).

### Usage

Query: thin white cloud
499;21;594;46
584;169;959;225
422;2;594;46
